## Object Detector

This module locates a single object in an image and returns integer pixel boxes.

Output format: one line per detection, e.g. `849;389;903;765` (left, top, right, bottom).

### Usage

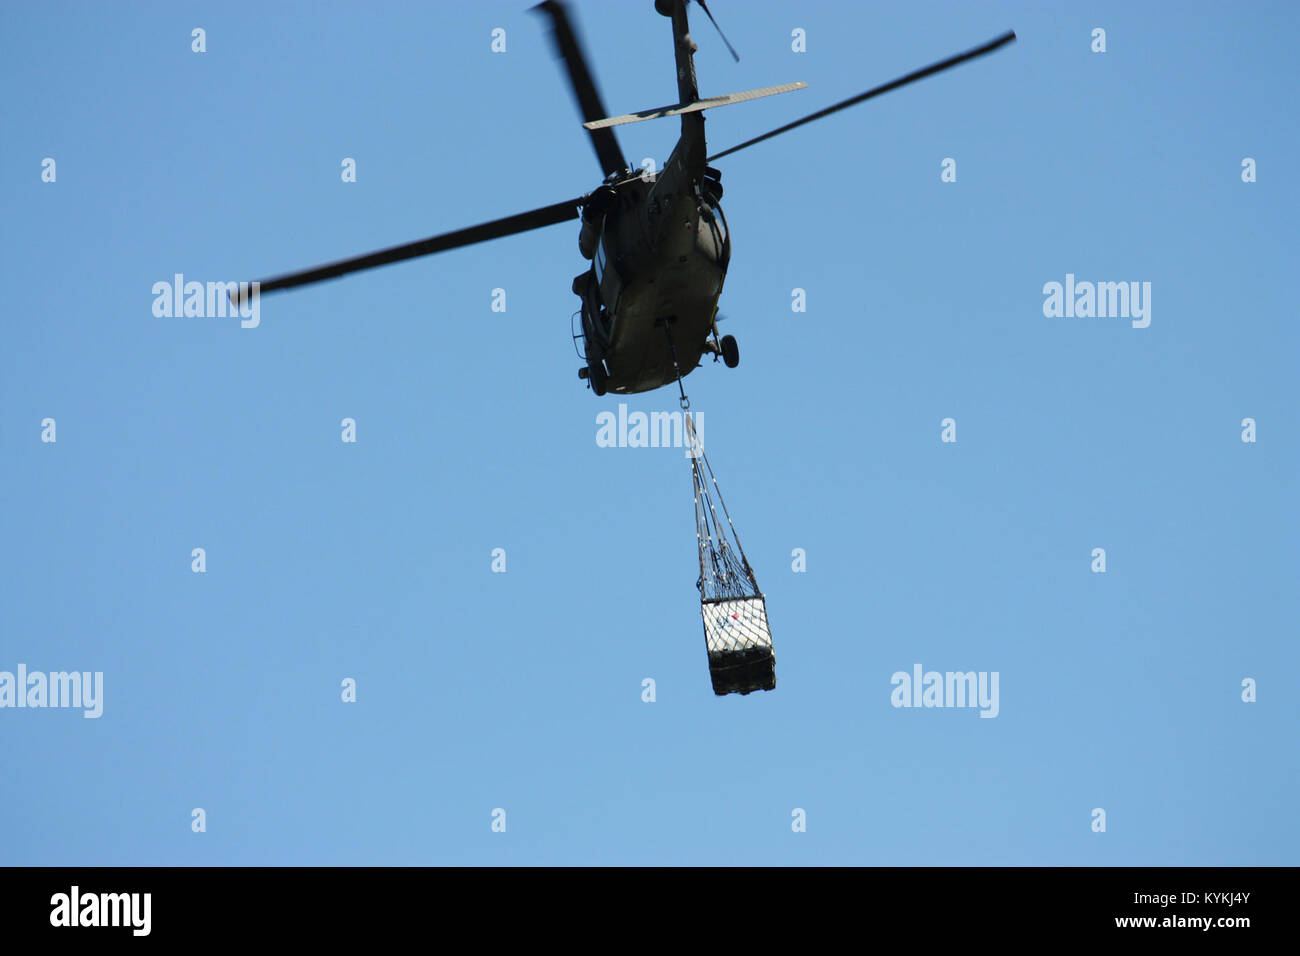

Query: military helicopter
237;0;1015;397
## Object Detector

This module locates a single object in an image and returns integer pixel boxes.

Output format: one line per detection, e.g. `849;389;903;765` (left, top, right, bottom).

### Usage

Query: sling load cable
664;323;776;695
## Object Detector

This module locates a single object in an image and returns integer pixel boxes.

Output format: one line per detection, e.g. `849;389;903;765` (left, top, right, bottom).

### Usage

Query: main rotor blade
532;0;628;177
695;0;739;63
244;198;583;296
707;30;1016;162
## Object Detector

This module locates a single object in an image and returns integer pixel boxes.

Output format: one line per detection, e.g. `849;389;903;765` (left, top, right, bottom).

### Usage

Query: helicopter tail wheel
720;334;740;369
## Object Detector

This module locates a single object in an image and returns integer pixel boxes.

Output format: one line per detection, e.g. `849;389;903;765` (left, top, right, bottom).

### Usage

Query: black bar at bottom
0;866;1282;942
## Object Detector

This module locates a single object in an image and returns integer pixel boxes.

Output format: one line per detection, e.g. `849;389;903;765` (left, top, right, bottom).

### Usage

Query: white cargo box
701;596;776;695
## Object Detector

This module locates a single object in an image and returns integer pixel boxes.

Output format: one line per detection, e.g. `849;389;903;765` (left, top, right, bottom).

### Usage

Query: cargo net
687;413;775;696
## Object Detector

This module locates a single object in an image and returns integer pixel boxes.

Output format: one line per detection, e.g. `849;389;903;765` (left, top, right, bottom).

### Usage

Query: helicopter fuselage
573;155;729;394
570;0;735;395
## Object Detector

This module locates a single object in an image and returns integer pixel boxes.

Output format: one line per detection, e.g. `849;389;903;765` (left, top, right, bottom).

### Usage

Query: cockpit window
703;200;726;245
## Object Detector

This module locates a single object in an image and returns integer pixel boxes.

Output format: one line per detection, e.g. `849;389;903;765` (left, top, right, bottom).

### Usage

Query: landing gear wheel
720;334;740;369
590;361;608;396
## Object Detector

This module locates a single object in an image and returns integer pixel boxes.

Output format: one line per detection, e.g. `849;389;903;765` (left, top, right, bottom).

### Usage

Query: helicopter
236;0;1015;397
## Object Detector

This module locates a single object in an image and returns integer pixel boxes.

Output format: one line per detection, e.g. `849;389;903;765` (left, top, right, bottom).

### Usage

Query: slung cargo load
702;596;775;695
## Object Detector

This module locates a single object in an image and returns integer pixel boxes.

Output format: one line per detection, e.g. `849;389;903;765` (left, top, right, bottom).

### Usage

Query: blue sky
2;0;1296;865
